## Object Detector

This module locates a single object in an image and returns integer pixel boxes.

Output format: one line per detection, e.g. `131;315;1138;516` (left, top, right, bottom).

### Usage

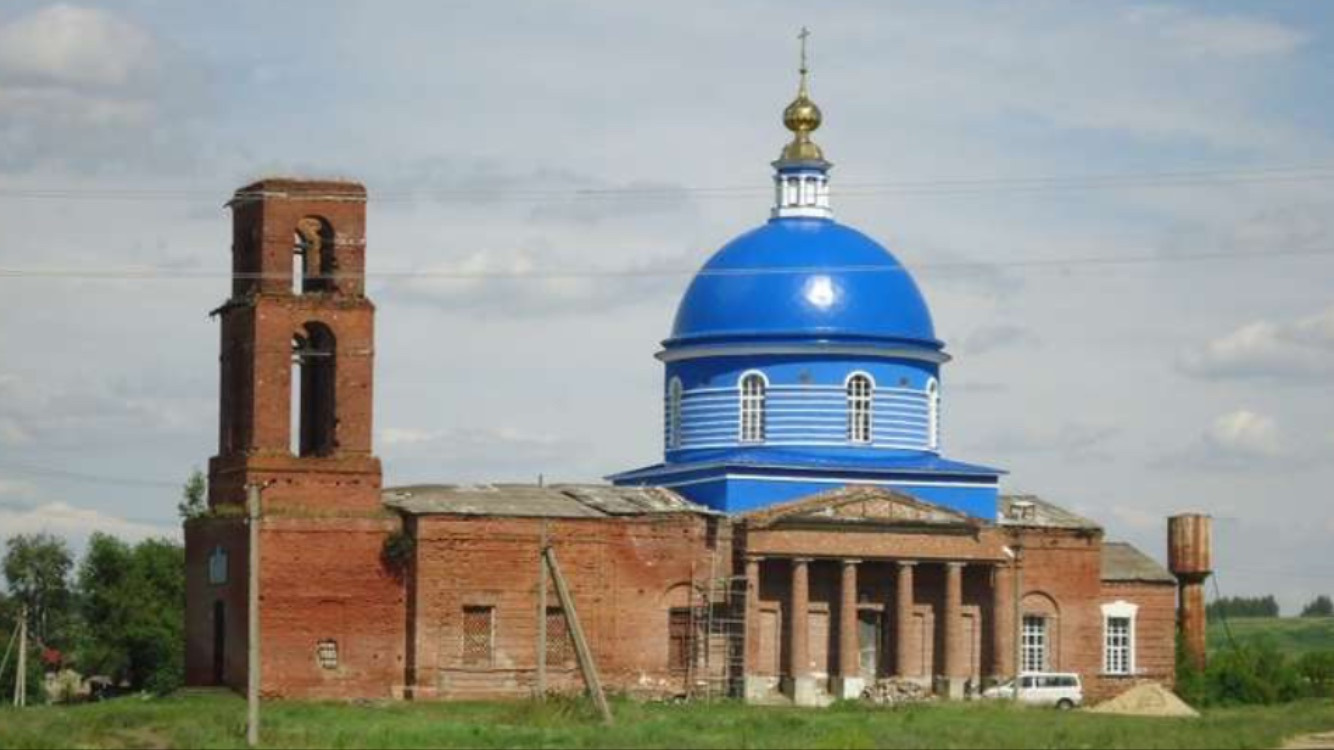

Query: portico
739;486;1012;705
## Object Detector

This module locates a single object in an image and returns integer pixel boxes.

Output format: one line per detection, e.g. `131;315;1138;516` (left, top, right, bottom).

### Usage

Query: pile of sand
1087;682;1200;718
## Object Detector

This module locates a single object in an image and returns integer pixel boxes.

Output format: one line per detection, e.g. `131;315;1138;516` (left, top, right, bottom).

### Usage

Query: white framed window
666;377;683;450
1101;601;1138;675
1021;615;1047;672
739;372;767;443
846;373;873;444
926;378;940;450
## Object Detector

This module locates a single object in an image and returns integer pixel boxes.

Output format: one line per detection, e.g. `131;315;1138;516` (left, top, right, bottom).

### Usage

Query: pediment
743;485;973;529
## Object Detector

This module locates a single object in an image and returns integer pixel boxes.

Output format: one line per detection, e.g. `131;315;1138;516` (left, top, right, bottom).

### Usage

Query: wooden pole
543;547;613;725
13;606;26;707
246;484;261;747
536;521;548;698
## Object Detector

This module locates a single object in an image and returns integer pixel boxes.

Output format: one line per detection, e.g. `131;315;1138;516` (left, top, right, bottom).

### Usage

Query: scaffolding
686;548;748;700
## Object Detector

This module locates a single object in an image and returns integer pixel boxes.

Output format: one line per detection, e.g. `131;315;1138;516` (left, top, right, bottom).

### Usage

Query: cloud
1179;306;1334;381
0;4;205;173
1156;408;1309;471
961;323;1041;355
970;422;1120;461
0;501;176;547
1126;6;1309;59
378;425;595;483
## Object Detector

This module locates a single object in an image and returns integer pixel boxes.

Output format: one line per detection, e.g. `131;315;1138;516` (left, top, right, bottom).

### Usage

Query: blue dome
667;217;939;349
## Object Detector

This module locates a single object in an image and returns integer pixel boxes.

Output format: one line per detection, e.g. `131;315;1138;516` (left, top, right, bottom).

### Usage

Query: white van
981;672;1083;709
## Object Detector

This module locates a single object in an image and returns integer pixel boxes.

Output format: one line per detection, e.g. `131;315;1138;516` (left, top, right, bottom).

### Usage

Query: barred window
668;608;694;674
316;639;338;670
545;607;574;665
666;377;683;450
847;373;873;443
1021;615;1047;673
1105;616;1132;675
739;373;766;443
462;606;494;667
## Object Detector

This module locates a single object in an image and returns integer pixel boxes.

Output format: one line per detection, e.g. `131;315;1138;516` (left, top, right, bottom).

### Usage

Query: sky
0;1;1331;613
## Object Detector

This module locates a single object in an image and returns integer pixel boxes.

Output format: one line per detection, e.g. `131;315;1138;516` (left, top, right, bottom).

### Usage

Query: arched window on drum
666;377;683;450
846;373;873;444
739;372;767;443
926;378;940;450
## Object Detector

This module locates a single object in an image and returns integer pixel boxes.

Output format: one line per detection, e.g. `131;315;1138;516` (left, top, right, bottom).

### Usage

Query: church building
184;54;1199;706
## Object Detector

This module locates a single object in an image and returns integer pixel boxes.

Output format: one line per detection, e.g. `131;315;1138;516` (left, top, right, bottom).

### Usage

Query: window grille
847;374;873;443
739;374;766;443
462;606;494;667
666;378;683;450
545;607;573;665
1105;616;1132;674
316;639;338;670
1021;615;1047;672
667;608;694;674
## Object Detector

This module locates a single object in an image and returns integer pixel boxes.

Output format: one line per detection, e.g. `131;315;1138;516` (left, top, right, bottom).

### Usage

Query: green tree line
0;471;202;703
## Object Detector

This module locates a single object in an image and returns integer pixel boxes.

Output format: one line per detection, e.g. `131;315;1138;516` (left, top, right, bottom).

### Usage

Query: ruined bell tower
209;178;381;513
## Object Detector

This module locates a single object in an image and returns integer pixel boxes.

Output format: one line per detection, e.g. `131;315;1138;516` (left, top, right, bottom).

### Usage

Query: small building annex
184;57;1194;706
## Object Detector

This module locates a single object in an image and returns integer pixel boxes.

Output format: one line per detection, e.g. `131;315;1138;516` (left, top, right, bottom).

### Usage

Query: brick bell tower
186;179;404;699
209;178;381;512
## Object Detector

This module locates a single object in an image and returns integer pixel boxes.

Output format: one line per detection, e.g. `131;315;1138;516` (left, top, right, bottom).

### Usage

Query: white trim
653;473;998;489
658;345;950;365
926;378;940;451
738;371;768;444
666;377;683;450
1101;600;1139;676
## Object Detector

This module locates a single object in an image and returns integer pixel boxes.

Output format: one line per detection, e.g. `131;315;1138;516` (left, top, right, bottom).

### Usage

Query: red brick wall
184;518;249;691
1012;529;1105;681
1085;581;1177;702
409;514;728;700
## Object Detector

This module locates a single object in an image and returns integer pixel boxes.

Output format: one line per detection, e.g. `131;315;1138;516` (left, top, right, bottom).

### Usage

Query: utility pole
535;521;548;698
14;605;27;708
246;483;262;747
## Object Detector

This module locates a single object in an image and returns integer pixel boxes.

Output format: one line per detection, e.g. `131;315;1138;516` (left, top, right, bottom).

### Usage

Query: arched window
926;379;940;450
293;217;335;294
291;323;336;456
846;373;873;444
739;372;766;443
666;377;683;450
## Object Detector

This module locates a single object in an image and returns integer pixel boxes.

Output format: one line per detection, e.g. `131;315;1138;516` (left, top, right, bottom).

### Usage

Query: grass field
1209;617;1334;658
2;692;1334;749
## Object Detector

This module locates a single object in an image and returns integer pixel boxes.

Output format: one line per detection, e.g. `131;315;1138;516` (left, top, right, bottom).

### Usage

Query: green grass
1209;617;1334;659
2;692;1333;749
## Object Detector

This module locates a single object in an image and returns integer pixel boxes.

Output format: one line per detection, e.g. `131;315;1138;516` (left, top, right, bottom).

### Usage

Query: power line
1;164;1333;203
0;246;1329;282
0;460;179;489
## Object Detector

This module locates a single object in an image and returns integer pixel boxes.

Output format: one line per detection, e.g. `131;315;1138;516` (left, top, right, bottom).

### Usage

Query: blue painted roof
667;217;939;349
610;448;1004;484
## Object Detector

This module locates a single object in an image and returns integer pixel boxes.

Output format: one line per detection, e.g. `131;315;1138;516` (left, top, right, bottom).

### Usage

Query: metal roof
998;494;1102;531
381;483;714;518
1102;542;1176;583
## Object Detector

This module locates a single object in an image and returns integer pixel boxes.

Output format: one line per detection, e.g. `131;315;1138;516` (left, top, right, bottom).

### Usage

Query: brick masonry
184;179;1182;704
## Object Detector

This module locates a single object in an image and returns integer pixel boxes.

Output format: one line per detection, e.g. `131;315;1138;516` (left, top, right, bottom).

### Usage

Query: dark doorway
212;600;226;684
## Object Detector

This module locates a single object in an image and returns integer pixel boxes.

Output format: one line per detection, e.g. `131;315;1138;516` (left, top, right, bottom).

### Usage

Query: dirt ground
1284;730;1334;749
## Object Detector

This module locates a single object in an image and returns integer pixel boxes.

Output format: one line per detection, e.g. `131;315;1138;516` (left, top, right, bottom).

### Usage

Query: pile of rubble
861;678;932;706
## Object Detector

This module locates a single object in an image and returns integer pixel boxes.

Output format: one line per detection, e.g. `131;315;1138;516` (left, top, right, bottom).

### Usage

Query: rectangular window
462;606;494;667
1105;616;1132;675
316;639;338;670
545;607;573;665
668;608;694;674
1021;615;1047;673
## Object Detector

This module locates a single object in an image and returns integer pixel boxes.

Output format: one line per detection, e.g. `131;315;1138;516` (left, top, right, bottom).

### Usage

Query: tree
2;533;74;646
1302;595;1334;617
1207;595;1280;619
76;533;186;693
178;468;207;521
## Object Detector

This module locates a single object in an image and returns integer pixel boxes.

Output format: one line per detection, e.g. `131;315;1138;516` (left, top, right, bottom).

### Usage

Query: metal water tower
1167;513;1213;671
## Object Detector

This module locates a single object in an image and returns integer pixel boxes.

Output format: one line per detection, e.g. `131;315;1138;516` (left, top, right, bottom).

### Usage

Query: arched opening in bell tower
290;322;337;456
293;216;335;295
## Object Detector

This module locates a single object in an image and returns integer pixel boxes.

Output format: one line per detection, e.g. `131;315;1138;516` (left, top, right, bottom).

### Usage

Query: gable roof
382;483;714;519
741;484;978;530
1102;542;1176;583
999;494;1101;531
